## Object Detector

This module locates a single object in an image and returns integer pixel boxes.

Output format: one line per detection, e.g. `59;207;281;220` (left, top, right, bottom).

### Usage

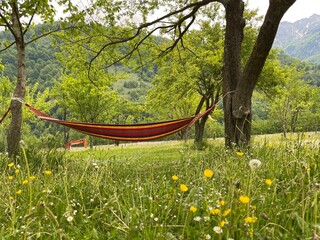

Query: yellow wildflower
236;151;244;157
180;184;188;192
172;175;178;181
29;175;36;180
9;196;14;201
22;179;29;185
239;195;250;204
219;220;226;227
216;200;225;207
244;216;257;224
265;179;272;186
189;206;197;213
222;208;231;217
8;176;14;180
15;169;20;174
44;170;52;175
203;169;214;178
8;162;14;167
16;189;22;195
210;208;221;215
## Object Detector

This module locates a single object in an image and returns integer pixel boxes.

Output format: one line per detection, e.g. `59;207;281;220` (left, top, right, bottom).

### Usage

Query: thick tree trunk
7;3;26;156
222;0;245;147
223;0;296;148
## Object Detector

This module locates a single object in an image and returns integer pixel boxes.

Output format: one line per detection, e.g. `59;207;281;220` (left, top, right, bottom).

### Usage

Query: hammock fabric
1;103;215;141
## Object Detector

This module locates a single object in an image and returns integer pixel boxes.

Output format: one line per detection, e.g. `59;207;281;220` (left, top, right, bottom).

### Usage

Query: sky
248;0;320;22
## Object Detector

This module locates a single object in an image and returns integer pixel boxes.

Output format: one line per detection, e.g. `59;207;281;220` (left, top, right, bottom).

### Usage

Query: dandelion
189;206;197;213
236;151;244;157
44;170;52;175
244;216;257;224
210;208;221;215
219;220;226;227
213;226;223;234
16;189;22;195
172;175;178;181
265;179;272;186
249;159;262;169
239;195;250;204
8;176;14;180
180;184;188;192
216;200;225;207
9;196;14;201
267;143;273;148
29;175;36;180
204;169;214;178
22;179;29;185
8;162;14;168
15;169;20;174
223;208;231;217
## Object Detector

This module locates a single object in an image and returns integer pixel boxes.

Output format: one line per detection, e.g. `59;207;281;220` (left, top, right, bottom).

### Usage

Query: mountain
274;14;320;63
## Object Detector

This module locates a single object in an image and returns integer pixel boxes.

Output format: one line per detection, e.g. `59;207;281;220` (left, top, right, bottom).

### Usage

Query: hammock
1;103;215;141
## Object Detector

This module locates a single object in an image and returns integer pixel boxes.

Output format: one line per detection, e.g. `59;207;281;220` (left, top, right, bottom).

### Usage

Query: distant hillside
274;14;320;63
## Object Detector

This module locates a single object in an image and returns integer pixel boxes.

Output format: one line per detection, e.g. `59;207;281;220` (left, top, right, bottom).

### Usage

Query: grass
0;133;319;239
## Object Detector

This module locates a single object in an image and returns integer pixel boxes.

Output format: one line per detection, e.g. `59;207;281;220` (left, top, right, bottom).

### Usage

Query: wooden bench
65;138;87;150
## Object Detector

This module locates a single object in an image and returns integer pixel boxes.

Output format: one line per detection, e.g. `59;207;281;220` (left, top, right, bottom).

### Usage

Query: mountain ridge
274;14;320;63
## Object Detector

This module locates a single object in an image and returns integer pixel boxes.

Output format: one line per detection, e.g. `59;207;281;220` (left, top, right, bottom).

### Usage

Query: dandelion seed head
249;159;262;170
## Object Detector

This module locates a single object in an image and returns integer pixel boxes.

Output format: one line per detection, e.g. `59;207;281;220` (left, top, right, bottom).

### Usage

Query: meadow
0;133;319;239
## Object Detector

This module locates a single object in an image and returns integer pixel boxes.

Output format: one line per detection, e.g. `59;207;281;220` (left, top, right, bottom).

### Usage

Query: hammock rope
1;102;215;141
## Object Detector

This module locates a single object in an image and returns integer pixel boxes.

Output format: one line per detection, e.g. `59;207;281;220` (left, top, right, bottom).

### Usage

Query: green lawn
0;133;319;239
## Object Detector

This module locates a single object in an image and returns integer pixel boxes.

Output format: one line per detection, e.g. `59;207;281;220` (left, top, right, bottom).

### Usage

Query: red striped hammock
1;103;215;141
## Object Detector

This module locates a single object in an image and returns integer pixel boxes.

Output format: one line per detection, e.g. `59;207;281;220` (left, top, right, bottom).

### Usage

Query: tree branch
87;0;224;76
0;42;16;53
23;2;40;36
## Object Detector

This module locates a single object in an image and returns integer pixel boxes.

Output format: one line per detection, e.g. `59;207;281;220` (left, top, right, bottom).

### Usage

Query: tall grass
0;135;319;239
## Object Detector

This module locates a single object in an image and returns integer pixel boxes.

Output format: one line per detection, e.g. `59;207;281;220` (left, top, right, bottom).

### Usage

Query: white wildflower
213;226;223;234
66;216;74;222
204;234;211;239
193;216;201;222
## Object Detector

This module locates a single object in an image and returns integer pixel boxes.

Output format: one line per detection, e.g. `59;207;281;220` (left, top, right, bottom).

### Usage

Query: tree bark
7;3;26;156
222;0;245;147
223;0;296;147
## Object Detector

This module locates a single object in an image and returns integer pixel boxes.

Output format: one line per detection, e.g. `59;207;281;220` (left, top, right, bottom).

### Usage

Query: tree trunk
223;0;296;148
7;3;26;157
222;0;245;147
194;116;208;149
